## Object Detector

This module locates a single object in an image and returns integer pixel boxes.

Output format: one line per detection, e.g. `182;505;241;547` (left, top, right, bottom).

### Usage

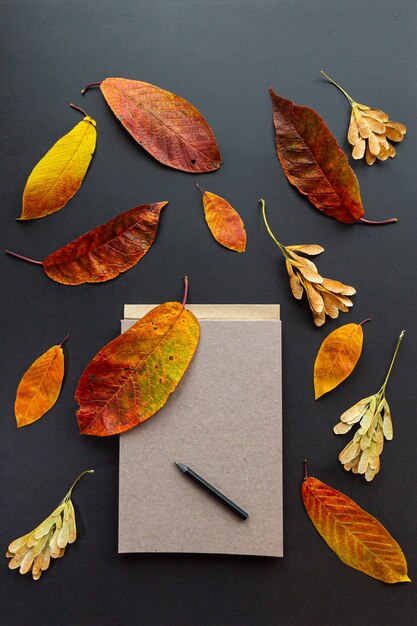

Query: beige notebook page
119;305;282;557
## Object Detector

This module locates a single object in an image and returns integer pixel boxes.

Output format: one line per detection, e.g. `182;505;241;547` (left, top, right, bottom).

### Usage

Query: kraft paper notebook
119;304;283;557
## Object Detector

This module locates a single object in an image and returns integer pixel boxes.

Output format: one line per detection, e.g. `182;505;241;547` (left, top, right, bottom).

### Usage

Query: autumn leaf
6;202;167;285
196;182;246;252
15;333;69;427
334;330;405;481
321;71;407;165
270;88;396;225
6;470;93;580
75;277;200;436
314;320;369;399
259;200;355;326
20;105;96;220
302;467;410;583
81;78;221;173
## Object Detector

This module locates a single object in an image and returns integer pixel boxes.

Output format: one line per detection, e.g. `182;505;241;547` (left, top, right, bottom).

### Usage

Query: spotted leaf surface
98;77;221;172
75;301;200;436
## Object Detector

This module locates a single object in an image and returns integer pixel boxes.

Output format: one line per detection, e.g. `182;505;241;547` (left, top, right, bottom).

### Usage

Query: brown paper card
119;305;282;557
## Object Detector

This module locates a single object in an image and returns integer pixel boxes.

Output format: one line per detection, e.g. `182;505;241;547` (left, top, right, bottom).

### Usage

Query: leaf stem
182;276;189;307
60;332;70;346
5;249;43;265
359;217;398;226
64;469;94;501
359;318;371;326
70;103;89;118
381;330;406;392
320;71;355;106
195;181;206;195
304;459;308;480
81;81;102;95
259;199;288;257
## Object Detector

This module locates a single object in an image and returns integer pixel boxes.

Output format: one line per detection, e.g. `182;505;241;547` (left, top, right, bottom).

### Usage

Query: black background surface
1;1;416;624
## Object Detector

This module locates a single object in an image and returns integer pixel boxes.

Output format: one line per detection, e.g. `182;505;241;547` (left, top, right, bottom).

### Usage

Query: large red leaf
75;295;200;436
6;202;167;285
84;78;222;173
270;88;364;224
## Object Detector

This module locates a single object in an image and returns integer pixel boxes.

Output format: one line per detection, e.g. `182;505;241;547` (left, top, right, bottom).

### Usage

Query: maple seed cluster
334;394;391;481
321;71;407;166
348;105;406;165
6;470;93;580
260;200;355;326
334;331;405;481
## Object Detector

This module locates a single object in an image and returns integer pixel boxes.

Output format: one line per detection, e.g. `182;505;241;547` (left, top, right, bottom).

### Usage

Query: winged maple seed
6;470;93;580
334;330;405;481
259;200;355;326
321;71;406;165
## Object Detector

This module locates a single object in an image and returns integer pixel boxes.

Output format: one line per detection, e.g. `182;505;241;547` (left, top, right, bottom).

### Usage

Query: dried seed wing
385;121;407;136
364;117;386;134
358;448;371;474
348;112;360;145
340;399;370;424
359;107;389;123
388;143;396;158
33;514;58;540
334;421;353;434
383;404;393;440
67;500;77;544
57;511;70;549
368;132;381;156
304;281;324;314
292;257;322;283
339;439;360;464
286;261;304;300
365;145;376;165
31;552;44;580
352;138;366;160
41;545;51;571
377;144;389;161
19;547;35;575
358;120;372;139
286;244;324;255
8;532;32;554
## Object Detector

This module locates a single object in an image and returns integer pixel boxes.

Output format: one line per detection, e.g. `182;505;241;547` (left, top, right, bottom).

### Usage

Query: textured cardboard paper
119;305;282;557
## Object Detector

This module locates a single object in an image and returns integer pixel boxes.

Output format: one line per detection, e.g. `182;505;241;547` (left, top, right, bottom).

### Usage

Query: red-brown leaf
99;78;221;173
199;188;246;252
270;88;364;224
42;202;167;285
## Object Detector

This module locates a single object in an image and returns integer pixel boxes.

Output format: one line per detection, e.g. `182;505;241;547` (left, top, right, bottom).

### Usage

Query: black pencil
174;460;248;521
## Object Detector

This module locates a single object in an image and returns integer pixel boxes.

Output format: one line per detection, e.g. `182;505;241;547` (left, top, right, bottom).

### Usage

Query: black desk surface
1;1;416;624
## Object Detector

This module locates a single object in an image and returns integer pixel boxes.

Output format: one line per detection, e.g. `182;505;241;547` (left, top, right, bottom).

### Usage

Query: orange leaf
302;474;410;583
20;105;96;220
196;183;246;252
75;280;200;436
15;335;68;427
82;78;221;173
314;322;366;399
6;202;167;285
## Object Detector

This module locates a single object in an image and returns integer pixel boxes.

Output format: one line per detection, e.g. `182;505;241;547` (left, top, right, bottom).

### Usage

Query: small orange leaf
314;321;367;399
20;105;96;220
15;335;68;427
196;183;246;252
302;473;410;583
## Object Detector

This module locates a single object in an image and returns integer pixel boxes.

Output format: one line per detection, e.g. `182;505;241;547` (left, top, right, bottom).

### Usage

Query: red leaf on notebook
6;202;167;285
75;278;200;436
81;78;222;173
270;88;396;225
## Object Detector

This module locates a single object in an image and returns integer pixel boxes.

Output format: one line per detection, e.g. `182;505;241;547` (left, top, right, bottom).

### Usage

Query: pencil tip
174;460;187;473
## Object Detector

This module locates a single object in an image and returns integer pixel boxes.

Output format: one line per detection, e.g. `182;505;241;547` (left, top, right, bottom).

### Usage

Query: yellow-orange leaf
197;184;246;252
302;475;410;583
20;108;96;220
314;322;365;399
15;337;67;427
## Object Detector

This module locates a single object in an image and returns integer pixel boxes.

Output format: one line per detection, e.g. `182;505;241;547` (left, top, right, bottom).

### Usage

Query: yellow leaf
14;335;68;427
314;322;366;399
20;107;96;220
